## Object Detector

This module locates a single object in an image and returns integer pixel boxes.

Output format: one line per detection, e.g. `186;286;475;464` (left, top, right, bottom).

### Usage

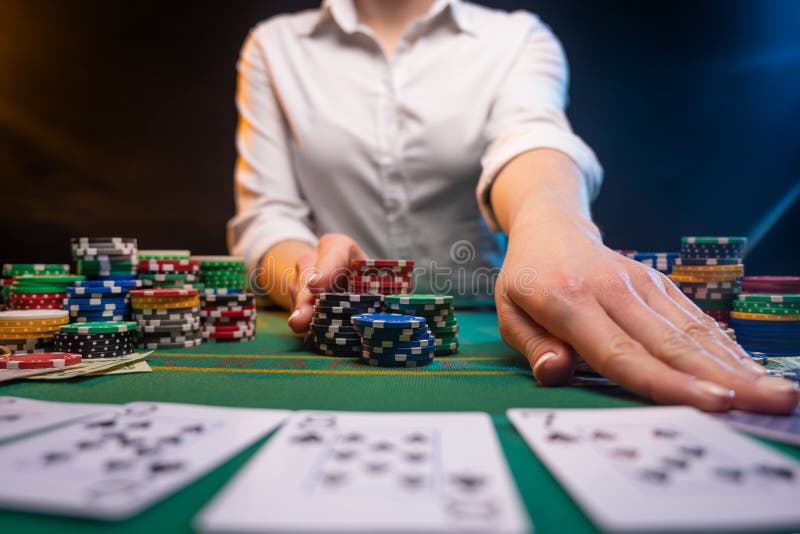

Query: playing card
196;411;530;533
0;396;113;443
508;407;800;532
0;401;290;520
716;406;800;447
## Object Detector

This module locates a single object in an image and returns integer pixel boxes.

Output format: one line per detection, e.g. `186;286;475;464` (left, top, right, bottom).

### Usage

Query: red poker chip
351;259;414;268
10;304;64;310
201;322;254;332
349;275;412;285
0;352;81;370
138;259;200;272
202;329;256;339
9;292;67;300
130;288;199;298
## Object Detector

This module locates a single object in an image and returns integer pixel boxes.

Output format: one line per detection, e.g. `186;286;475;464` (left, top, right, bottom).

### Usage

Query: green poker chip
2;264;70;277
680;236;747;244
384;294;453;306
15;274;85;285
731;303;800;315
736;294;800;305
59;320;138;334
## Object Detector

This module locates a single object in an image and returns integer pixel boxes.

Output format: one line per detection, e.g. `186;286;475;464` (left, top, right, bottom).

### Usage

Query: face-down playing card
196;411;531;533
0;401;290;520
508;407;800;533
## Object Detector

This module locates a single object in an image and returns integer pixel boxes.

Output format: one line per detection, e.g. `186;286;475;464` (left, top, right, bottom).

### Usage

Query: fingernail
756;376;797;394
288;309;300;322
741;357;768;376
695;380;735;399
533;352;558;382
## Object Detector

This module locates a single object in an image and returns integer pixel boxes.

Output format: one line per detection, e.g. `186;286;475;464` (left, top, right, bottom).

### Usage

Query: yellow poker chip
0;331;56;341
131;297;200;310
0;316;69;328
129;296;199;305
0;323;62;335
672;266;745;274
730;311;800;322
668;274;705;283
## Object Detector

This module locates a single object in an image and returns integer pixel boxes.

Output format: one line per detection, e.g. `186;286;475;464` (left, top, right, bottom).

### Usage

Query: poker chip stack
71;237;138;280
351;312;435;367
194;256;248;291
730;279;800;357
0;309;69;354
349;259;414;295
2;264;71;309
65;278;143;323
384;294;458;355
309;292;382;356
130;289;202;349
54;320;138;358
200;290;257;342
138;258;201;289
8;275;85;311
669;236;746;326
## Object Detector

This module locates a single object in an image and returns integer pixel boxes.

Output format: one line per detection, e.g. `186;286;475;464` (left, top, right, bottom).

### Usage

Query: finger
657;273;766;374
288;252;319;333
310;234;367;293
496;294;576;385
524;296;736;412
596;270;797;414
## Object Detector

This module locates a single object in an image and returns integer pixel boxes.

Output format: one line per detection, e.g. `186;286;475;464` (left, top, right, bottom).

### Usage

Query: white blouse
228;0;602;296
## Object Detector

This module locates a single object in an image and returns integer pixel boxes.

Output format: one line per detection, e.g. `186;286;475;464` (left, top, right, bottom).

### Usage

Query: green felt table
1;310;798;534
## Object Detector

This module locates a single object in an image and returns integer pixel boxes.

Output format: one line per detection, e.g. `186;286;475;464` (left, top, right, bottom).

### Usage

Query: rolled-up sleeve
476;15;603;232
227;28;318;273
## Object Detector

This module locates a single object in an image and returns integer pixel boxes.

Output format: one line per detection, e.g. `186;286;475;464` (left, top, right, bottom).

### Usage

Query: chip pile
731;276;800;356
71;237;138;279
669;237;746;325
194;256;248;291
200;289;257;342
130;289;201;349
0;309;70;354
309;293;382;356
2;264;71;309
55;320;138;358
351;312;435;367
349;259;414;295
8;274;85;311
384;294;458;355
138;257;201;289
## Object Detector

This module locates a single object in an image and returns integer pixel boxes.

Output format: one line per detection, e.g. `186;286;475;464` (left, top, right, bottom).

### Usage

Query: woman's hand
287;233;367;333
496;207;799;414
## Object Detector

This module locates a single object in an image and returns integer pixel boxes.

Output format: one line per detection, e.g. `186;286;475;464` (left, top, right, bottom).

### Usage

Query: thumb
497;295;576;385
310;233;366;293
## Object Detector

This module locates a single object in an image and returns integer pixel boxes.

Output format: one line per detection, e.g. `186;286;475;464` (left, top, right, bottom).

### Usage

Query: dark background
1;0;798;272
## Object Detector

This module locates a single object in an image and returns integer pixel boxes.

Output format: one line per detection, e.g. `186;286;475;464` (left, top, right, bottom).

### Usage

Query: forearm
258;240;314;309
490;148;599;239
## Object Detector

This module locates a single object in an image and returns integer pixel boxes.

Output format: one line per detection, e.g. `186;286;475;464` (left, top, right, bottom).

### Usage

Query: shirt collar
298;0;476;37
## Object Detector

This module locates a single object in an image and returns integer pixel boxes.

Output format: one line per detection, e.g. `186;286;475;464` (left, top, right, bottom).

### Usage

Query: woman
228;0;797;413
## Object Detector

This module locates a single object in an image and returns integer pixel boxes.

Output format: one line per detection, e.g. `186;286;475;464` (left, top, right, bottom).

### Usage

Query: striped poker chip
0;352;81;369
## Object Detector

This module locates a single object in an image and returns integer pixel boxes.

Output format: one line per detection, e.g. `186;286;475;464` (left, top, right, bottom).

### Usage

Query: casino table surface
1;310;799;534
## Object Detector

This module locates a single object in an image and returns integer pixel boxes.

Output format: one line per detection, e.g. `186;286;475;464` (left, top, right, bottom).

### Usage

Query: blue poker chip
72;279;142;288
351;313;425;329
202;288;244;295
362;344;436;357
359;326;430;340
359;354;434;367
362;335;436;349
66;286;127;297
64;297;129;310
